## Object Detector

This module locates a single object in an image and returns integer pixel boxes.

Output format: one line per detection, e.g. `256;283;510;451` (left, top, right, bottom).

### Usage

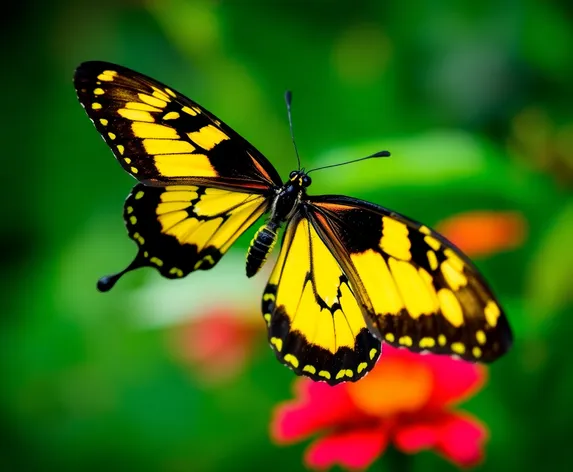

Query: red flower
170;306;262;384
436;210;526;258
271;345;488;470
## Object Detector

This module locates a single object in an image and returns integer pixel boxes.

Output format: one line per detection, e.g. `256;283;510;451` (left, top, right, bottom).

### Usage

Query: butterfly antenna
285;90;301;170
307;150;391;174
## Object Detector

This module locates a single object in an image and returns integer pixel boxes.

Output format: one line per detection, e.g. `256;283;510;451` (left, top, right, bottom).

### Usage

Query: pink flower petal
271;379;359;443
394;422;439;452
305;427;388;470
424;355;487;408
436;412;488;467
173;308;260;383
394;412;487;468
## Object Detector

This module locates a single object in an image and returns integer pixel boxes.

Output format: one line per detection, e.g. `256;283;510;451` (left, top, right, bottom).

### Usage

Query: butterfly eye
302;175;312;187
289;170;298;179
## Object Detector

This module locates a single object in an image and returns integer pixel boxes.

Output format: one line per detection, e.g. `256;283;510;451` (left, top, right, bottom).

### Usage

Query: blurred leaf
314;130;491;191
524;201;573;329
523;2;573;80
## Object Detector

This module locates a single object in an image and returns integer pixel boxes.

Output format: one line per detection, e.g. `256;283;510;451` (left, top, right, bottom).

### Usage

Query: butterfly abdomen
246;223;279;277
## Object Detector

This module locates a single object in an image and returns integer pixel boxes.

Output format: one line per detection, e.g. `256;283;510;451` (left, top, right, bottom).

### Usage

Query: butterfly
74;61;512;385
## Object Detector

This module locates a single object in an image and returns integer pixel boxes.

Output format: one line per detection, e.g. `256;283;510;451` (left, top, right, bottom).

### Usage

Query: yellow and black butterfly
74;61;512;385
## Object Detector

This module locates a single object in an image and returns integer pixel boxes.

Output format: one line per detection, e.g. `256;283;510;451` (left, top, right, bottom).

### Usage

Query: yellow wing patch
188;125;230;151
262;216;381;386
135;185;266;266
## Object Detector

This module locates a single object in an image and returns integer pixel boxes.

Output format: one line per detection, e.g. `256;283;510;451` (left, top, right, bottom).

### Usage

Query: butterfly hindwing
306;195;513;363
74;61;282;191
98;183;268;291
262;213;382;386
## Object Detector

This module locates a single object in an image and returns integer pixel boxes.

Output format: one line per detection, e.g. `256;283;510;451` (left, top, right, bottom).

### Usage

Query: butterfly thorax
246;171;311;277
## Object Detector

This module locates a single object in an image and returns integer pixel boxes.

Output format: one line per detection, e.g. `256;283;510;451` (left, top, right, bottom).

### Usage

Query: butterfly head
288;170;312;188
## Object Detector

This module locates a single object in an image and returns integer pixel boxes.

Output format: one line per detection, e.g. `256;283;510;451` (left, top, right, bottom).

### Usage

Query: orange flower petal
436;211;526;257
347;356;433;417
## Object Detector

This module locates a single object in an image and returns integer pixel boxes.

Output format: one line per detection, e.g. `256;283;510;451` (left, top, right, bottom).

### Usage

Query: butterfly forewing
74;61;281;191
306;195;512;363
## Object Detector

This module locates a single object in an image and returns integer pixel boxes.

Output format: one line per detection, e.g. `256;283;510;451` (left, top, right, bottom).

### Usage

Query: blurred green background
2;0;572;470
